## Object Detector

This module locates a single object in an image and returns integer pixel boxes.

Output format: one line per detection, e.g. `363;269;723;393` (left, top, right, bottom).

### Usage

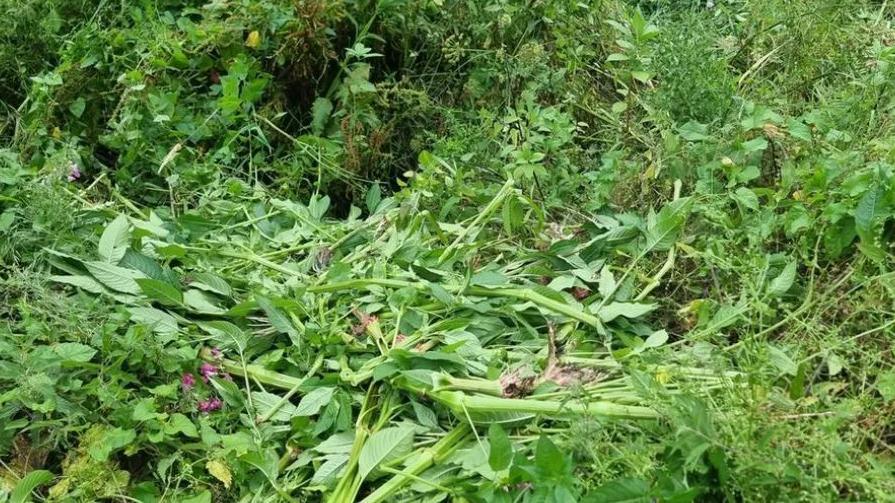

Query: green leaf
366;183;382;214
534;435;566;477
358;427;415;480
295;387;334;416
128;307;179;337
589;478;651;502
597;302;656;323
165;413;199;438
732;187;759;211
252;391;298;422
311;454;348;486
598;266;616;298
487;423;512;471
10;469;54;503
53;342;96;362
88;427;136;461
877;372;895;402
768;346;797;376
84;261;146;294
855;184;888;236
69;97;86;118
98;214;130;263
181;490;212;503
184;289;226;314
642;198;691;253
311;97;333;135
767;261;797;297
190;272;232;297
787;119;812;142
256;296;299;344
50;275;107;294
136;278;183;306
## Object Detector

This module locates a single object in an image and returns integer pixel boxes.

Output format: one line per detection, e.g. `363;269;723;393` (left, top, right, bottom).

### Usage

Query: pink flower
199;362;218;383
198;397;223;413
210;347;223;359
67;162;81;182
181;372;195;392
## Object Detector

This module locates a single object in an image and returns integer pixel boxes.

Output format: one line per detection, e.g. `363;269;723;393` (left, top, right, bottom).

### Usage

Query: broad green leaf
10;469;54;503
165;413;199;438
88;427;136;461
129;307;179;337
598;266;616;298
855;184;886;234
487;423;512;471
358;427;415;480
877;372;895;402
642;330;668;349
366;183;381;213
314;432;355;454
241;448;280;481
768;346;797;376
252;391;298;422
534;435;566;477
311;454;348;486
84;261;145;294
642;198;691;253
767;261;797;297
184;289;226;314
181;491;212;503
256;296;299;344
295;387;335;416
98;214;130;263
136;278;183;306
198;321;248;351
53;342;96;362
311;97;333;135
597;302;656;322
50;274;106;294
190;272;232;297
589;478;651;502
732;187;759;211
827;352;844;376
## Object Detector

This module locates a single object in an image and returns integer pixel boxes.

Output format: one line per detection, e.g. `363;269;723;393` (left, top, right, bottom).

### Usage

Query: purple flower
181;372;195;392
199;362;218;383
210;347;223;359
198;397;223;413
67;162;81;182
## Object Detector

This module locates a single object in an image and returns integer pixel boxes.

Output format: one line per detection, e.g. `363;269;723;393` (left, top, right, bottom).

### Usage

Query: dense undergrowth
2;0;895;501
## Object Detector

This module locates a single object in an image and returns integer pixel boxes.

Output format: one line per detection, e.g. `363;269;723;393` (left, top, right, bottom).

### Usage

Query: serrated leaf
206;460;232;489
855;184;887;235
190;272;232;297
10;469;54;503
358;427;415;480
53;342;96;362
597;302;656;322
84;261;146;294
877;372;895;402
314;432;355;454
642;198;691;253
311;454;348;486
732;187;759;211
184;289;226;314
295;387;334;416
198;321;248;351
252;391;299;422
311;98;333;135
598;265;616;298
767;261;797;297
589;478;651;502
136;278;183;306
98;214;130;263
487;423;512;471
256;296;299;344
51;274;107;294
129;307;179;337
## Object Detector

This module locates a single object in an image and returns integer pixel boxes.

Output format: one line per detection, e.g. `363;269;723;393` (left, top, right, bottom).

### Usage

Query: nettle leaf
732;187;759;211
767;261;797;297
358;427;415;480
98;214;130;263
314;432;355;454
256;296;299;344
487;423;512;471
53;342;96;362
295;387;335;416
190;272;232;297
129;307;179;337
597;302;656;323
10;469;55;503
877;372;895;402
642;198;692;253
136;278;183;306
198;321;248;351
85;261;146;294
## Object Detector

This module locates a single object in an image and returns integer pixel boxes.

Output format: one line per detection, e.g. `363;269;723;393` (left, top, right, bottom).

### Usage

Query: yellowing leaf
245;31;261;48
206;459;232;489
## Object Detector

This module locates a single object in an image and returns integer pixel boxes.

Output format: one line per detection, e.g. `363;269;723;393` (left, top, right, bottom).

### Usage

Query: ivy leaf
358;427;415;480
98;214;130;263
136;278;183;306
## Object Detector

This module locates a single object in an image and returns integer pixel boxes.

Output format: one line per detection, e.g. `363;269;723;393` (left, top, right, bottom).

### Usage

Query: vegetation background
2;0;895;501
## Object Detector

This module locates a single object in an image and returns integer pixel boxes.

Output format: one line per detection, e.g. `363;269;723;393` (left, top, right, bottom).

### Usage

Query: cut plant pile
44;180;733;501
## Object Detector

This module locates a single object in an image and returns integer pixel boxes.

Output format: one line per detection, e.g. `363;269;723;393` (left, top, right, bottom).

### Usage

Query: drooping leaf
311;97;333;136
252;391;299;422
136;278;183;306
190;272;232;297
311;454;348;486
642;198;692;253
10;470;54;503
165;413;199;438
98;214;130;263
358;427;415;480
50;274;107;295
597;302;656;322
295;387;335;416
767;261;797;297
256;296;299;344
84;261;146;294
487;423;512;471
128;307;179;337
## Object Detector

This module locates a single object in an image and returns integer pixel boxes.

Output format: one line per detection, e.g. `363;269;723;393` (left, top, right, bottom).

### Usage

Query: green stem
437;178;515;264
